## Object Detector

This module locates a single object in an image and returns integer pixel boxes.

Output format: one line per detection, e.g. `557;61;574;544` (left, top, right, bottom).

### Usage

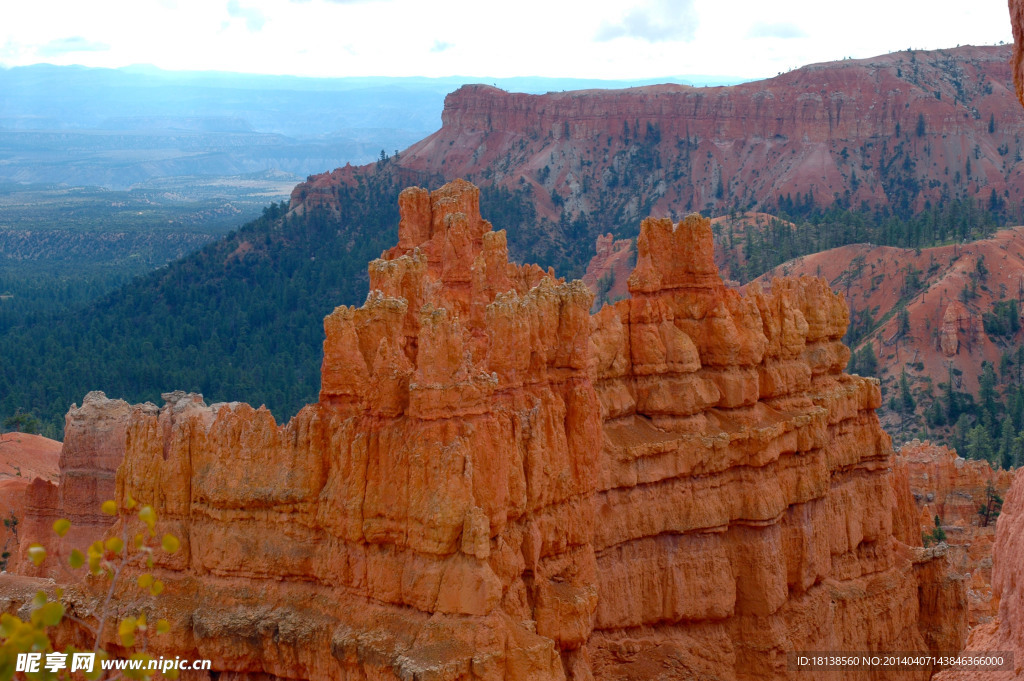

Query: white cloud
226;0;265;32
596;0;698;43
747;22;807;39
38;37;110;56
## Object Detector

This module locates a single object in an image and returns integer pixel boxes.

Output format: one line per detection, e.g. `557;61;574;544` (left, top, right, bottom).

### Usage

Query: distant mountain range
0;63;744;189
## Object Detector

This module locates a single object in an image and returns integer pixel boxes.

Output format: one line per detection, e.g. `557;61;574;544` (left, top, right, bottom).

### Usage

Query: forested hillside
0;169;410;436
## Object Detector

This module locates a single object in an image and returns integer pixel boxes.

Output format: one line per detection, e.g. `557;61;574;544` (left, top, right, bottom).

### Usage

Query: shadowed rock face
10;180;966;680
897;440;1015;628
933;466;1024;681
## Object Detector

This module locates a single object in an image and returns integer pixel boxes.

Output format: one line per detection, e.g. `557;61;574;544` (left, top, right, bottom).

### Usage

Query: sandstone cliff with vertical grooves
9;180;967;680
14;392;130;579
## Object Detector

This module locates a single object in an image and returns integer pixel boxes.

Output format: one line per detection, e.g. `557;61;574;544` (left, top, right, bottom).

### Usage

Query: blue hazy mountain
0;63;745;188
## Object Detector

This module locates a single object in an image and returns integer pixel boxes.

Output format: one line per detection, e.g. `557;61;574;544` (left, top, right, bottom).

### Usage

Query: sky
0;0;1014;82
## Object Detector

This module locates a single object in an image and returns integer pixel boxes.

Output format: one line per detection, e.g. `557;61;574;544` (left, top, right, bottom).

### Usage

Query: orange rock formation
9;180;967;680
14;392;129;579
0;431;59;569
898;440;1014;627
933;467;1024;680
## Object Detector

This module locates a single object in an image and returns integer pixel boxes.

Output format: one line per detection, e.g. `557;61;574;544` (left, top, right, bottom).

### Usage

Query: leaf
137;573;154;589
105;536;124;555
0;613;21;637
125;494;137;510
52;518;71;537
138;505;156;530
38;601;64;627
101;500;118;516
151;580;165;596
118;616;137;647
156;618;171;635
161;534;180;554
29;599;63;627
69;549;84;569
27;544;46;566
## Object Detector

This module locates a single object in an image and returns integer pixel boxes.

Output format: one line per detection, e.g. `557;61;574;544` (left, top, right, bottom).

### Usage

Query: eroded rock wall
934;466;1024;680
0;431;59;570
18;181;967;681
14;392;128;579
584;215;964;679
897;440;1014;627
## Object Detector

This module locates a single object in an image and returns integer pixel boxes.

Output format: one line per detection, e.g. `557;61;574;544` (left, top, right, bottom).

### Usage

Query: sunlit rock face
12;180;965;680
14;391;129;580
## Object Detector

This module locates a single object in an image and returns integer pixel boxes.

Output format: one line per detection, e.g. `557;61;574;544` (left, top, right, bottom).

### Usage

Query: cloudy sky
0;0;1013;81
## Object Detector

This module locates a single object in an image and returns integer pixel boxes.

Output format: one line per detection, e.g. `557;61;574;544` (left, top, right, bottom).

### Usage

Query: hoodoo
9;180;967;680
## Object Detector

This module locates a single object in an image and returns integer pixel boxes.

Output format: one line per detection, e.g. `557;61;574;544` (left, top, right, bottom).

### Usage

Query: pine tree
979;362;999;430
899;370;915;413
998;419;1016;470
953;413;973;454
978;481;1003;527
967;424;996;464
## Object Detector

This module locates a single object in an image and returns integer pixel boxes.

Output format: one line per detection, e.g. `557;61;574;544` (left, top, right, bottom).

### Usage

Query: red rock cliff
15;181;968;680
295;46;1024;223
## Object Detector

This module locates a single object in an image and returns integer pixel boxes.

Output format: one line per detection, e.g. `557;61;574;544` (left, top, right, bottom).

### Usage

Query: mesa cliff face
14;181;966;680
295;46;1024;226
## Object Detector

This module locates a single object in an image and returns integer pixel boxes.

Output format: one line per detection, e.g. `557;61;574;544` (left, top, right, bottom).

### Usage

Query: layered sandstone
898;440;1014;627
15;391;129;579
12;181;966;680
934;466;1024;680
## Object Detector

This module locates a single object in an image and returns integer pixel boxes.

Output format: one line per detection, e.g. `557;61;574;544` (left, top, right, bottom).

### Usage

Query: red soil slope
0;432;59;567
755;227;1024;433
